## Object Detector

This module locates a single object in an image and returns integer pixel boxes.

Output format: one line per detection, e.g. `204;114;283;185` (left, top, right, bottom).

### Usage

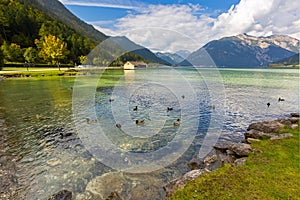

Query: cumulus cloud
99;0;300;52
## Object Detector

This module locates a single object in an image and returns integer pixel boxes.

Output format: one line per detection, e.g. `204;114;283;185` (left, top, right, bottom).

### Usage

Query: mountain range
179;34;299;67
1;0;299;68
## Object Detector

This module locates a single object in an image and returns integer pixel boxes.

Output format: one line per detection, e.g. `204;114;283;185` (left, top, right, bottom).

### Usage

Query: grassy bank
170;126;300;200
0;67;80;78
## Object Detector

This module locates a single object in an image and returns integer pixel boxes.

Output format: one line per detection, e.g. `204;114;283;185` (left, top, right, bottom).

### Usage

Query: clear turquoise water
0;68;298;199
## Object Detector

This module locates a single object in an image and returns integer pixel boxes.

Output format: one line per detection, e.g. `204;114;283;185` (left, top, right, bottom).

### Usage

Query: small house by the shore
123;61;147;70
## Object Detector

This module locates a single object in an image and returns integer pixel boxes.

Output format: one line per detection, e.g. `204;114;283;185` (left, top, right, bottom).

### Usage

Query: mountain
28;0;171;65
179;34;299;68
155;52;185;65
175;50;191;59
111;36;171;65
25;0;107;44
0;0;169;66
270;53;299;66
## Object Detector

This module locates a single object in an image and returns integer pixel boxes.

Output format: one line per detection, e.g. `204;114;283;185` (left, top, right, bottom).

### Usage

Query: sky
58;0;300;53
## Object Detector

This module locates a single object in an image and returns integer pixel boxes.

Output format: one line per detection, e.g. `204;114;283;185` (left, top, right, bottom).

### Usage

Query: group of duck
87;96;182;129
267;97;285;108
132;105;180;127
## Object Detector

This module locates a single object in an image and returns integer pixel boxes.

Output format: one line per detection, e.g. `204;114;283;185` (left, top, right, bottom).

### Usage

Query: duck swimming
278;97;285;102
173;118;180;126
167;107;173;111
86;118;97;124
133;106;138;111
136;119;145;125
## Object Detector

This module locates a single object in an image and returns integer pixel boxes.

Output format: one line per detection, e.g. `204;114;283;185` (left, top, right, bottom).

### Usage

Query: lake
0;67;298;199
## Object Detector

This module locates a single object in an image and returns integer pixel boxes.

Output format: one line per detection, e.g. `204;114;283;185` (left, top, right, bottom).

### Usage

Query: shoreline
165;112;300;199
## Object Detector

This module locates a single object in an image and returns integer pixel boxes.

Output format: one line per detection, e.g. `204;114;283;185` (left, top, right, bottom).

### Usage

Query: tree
36;35;69;69
0;41;24;62
23;47;37;63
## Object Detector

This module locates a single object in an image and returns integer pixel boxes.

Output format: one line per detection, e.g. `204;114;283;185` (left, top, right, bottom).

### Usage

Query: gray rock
247;121;284;133
48;190;72;200
164;169;208;199
270;133;293;140
203;154;218;164
230;143;253;157
246;138;261;144
244;129;272;140
234;158;247;166
289;117;299;124
291;124;298;129
277;119;292;127
213;141;234;151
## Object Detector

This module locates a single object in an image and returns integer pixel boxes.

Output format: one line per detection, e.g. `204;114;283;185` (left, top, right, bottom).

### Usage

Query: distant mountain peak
233;33;299;52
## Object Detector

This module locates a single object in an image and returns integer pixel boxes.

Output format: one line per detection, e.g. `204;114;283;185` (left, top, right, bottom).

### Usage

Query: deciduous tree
36;35;69;69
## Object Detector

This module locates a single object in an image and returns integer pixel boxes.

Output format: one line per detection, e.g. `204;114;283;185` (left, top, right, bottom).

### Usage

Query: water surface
0;68;298;199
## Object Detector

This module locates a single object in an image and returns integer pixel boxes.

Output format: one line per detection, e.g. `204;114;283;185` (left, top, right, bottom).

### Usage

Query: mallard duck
278;97;285;102
86;118;97;124
173;118;180;126
136;119;145;125
133;106;138;111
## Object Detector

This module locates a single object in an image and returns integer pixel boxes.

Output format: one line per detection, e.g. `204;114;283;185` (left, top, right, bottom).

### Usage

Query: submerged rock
79;171;165;200
106;191;124;200
47;158;62;167
290;113;300;118
48;190;72;200
164;169;209;199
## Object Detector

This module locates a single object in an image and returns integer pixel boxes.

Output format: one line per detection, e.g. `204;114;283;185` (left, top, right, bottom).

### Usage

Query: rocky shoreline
1;113;298;200
164;113;299;199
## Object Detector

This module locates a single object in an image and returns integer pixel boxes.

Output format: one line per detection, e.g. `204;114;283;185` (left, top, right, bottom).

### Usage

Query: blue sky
59;0;300;53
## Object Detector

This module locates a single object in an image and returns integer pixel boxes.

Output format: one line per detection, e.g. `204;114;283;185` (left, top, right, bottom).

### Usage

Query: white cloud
97;0;300;53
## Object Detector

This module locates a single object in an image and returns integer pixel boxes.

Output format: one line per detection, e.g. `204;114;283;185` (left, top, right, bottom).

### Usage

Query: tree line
0;0;150;70
0;0;95;69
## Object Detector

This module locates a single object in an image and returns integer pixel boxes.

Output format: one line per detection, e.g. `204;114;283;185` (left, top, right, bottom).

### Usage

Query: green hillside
0;0;170;70
0;0;96;68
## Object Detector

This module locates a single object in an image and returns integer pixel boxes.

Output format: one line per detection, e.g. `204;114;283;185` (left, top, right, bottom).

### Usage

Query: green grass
170;125;300;200
0;67;78;77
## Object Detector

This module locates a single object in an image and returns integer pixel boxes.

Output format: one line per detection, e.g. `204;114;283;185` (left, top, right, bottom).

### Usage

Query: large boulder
247;121;284;133
213;141;235;152
230;143;253;157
